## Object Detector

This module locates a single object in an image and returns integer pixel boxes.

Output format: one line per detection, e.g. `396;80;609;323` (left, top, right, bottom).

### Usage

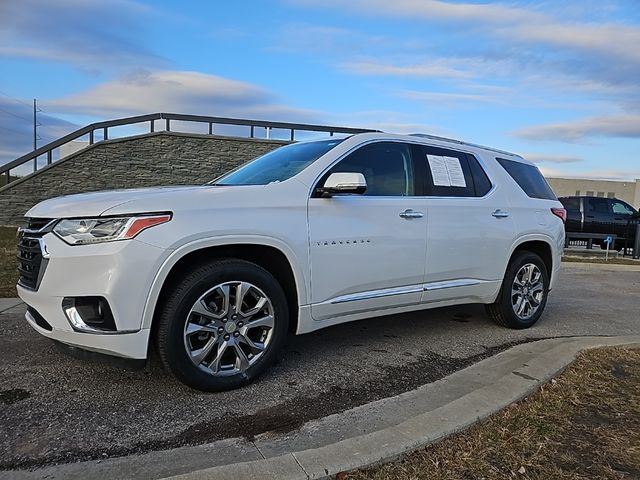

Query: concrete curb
166;335;640;480
3;335;639;480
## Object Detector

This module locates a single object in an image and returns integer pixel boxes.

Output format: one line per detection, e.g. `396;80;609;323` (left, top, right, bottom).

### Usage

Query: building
545;177;640;209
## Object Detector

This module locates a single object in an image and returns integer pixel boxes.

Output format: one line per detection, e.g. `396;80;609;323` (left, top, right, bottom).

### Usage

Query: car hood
26;185;215;219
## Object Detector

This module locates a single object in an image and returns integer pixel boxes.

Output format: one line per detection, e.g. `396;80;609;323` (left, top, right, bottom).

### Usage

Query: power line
0;124;30;136
0;89;33;109
0;106;33;123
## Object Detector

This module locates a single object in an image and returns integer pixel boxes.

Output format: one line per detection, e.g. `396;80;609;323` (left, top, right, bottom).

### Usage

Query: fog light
62;297;117;333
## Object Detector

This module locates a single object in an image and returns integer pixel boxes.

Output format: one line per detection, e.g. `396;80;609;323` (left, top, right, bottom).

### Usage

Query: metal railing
0;112;377;186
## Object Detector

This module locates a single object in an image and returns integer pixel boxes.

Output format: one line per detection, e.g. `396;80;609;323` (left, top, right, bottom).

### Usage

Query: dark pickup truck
559;196;639;249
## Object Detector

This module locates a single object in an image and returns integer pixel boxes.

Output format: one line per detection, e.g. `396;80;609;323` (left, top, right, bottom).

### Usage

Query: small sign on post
604;235;613;261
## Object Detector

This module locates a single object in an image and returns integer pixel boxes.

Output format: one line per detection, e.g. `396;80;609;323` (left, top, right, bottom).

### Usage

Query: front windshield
212;138;345;186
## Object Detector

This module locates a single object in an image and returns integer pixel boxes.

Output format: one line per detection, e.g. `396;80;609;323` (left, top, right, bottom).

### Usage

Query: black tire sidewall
498;252;549;329
159;260;289;392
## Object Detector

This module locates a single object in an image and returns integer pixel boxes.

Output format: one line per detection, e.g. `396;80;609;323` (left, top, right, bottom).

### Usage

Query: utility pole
33;98;37;151
32;98;38;172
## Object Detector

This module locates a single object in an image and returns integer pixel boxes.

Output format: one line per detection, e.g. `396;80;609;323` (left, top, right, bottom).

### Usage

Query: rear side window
560;197;580;211
496;158;556;200
418;146;491;197
587;197;610;214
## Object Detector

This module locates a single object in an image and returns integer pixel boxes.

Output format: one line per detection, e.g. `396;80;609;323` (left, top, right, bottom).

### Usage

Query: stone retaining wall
0;132;288;225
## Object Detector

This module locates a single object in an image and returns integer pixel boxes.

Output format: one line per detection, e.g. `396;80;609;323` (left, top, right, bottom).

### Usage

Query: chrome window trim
308;138;497;201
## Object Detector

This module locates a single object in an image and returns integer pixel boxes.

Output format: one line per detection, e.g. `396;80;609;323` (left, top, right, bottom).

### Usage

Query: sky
0;0;639;179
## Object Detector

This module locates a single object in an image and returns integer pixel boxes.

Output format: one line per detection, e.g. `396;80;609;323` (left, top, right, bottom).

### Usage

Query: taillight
551;207;567;223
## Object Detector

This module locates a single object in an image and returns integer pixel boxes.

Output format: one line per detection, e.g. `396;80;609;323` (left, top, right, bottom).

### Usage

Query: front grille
27;217;54;230
17;217;54;290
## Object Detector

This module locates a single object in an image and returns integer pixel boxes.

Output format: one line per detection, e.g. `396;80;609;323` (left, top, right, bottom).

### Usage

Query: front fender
139;234;309;330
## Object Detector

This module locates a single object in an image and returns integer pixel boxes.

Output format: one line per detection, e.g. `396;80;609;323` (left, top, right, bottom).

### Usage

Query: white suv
17;133;566;391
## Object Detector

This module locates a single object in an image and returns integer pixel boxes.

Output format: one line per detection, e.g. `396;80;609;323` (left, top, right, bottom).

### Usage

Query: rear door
585;197;614;234
416;145;516;302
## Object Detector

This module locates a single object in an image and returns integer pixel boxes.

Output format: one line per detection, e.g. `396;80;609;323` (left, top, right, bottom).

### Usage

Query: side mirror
319;172;367;196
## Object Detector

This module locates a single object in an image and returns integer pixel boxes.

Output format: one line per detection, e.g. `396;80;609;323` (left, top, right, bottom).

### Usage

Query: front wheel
156;259;289;392
486;251;549;329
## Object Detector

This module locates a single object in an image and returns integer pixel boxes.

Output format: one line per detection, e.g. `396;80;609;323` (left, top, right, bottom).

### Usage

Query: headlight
53;214;171;245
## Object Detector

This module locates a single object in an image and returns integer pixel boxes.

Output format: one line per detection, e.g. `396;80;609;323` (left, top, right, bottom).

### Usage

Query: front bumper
17;233;169;359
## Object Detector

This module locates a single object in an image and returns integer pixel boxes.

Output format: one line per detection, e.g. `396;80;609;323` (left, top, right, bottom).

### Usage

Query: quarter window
327;142;414;196
496;158;557;200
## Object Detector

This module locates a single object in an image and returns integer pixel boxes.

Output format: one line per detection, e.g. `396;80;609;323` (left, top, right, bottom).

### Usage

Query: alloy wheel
511;263;545;320
183;281;275;376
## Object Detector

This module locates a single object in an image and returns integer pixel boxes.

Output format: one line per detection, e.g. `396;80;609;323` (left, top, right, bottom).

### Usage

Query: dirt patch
346;346;640;480
0;389;30;405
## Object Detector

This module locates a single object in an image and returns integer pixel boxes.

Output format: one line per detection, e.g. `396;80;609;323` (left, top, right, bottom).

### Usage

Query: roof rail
409;133;520;158
0;113;378;185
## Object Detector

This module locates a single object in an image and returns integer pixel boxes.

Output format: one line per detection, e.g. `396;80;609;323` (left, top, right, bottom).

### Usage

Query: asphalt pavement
1;262;638;471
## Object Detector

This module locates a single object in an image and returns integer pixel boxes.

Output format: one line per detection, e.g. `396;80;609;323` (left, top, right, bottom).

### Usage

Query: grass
345;347;640;480
0;226;18;297
562;256;640;266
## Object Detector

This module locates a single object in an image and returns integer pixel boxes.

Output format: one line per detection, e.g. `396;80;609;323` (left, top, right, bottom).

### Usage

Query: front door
308;141;427;320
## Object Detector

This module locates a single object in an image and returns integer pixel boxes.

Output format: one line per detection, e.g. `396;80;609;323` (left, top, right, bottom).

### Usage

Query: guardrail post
250;126;254;138
633;223;640;259
47;150;52;165
150;120;154;133
290;129;295;141
89;130;94;145
4;170;9;186
166;118;170;131
33;157;37;172
208;122;213;135
103;127;108;141
329;131;334;137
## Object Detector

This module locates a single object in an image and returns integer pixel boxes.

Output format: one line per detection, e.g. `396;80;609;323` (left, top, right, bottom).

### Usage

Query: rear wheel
156;259;289;392
486;251;549;329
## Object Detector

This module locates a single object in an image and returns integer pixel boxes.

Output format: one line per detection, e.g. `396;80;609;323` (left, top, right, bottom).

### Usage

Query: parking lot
1;262;639;471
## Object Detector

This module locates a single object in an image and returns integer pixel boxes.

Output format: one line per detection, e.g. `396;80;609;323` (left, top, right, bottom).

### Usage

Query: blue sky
1;0;639;179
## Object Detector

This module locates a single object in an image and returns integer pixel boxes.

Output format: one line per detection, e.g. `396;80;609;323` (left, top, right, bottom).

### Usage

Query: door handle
491;209;510;218
399;209;424;219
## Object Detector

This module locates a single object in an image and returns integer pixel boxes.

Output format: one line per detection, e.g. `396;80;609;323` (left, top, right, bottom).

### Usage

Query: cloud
539;166;640;181
289;0;540;25
514;115;640;142
343;60;472;79
523;153;583;164
0;0;166;70
0;97;79;166
45;70;318;122
398;89;502;105
289;0;640;104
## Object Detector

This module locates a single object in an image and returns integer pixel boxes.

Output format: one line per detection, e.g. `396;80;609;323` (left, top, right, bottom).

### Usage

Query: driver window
329;142;414;196
611;200;635;215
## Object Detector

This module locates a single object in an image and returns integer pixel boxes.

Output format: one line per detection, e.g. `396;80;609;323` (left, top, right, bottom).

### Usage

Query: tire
156;258;289;392
486;251;549;329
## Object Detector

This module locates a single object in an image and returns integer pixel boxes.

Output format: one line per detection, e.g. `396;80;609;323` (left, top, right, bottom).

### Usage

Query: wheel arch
142;236;307;336
506;236;554;280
